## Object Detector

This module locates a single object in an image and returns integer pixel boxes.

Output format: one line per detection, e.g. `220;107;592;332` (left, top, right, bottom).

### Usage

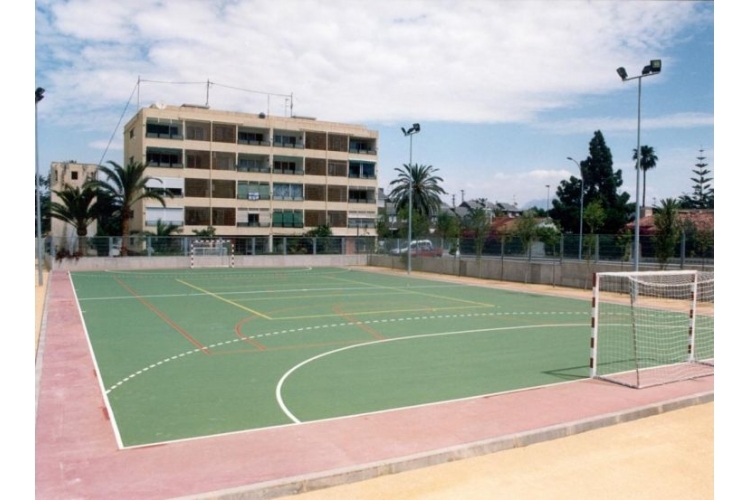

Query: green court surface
70;267;591;448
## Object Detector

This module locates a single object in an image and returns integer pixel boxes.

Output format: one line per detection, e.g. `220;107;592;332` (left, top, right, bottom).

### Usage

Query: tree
653;198;683;269
388;164;447;219
435;211;460;252
582;199;606;260
633;145;658;208
512;211;541;260
141;219;182;255
550;131;631;234
305;224;332;238
48;184;99;255
91;160;173;255
679;149;714;209
192;226;216;238
462;202;491;261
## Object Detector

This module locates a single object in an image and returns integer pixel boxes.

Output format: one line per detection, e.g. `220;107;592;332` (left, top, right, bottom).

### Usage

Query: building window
328;134;348;152
272;210;303;228
212;123;236;144
328;211;347;228
238;155;269;173
146;148;182;168
185;207;210;226
272;183;303;200
305;158;326;176
328;160;347;177
305;184;326;201
185;122;210;141
273;134;303;149
273;159;302;175
185;178;210;198
146;122;182;139
238;130;268;145
349;187;375;204
186;150;210;170
305;132;326;150
213;152;235;171
212;179;236;199
349;161;376;179
327;185;347;203
238;181;270;200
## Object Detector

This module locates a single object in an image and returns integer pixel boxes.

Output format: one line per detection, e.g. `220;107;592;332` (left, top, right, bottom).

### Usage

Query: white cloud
37;0;709;127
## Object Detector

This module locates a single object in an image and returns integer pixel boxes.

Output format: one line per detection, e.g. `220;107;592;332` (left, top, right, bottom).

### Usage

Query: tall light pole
35;87;45;286
545;184;550;213
617;59;661;271
567;157;584;260
401;123;420;274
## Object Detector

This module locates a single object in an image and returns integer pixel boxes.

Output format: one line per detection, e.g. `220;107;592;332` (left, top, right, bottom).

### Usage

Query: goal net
591;270;713;388
190;239;234;268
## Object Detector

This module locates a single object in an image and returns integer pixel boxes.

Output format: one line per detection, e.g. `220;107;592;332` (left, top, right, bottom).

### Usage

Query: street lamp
616;59;662;271
401;123;420;274
545;184;550;213
35;87;45;286
566;157;584;260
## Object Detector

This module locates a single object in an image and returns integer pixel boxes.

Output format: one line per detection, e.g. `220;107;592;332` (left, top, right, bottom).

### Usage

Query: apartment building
49;161;100;248
123;103;379;248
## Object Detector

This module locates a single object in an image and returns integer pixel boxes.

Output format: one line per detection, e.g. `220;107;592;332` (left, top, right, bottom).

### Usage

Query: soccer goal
190;239;234;269
591;270;714;388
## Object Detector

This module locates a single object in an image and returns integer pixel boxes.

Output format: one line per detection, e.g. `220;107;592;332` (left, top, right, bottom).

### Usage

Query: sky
30;0;716;210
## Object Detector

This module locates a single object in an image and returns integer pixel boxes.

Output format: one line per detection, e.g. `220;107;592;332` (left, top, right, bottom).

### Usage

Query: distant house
448;199;522;220
627;208;714;235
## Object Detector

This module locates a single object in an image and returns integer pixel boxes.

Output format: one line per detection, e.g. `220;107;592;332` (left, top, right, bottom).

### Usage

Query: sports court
35;266;714;499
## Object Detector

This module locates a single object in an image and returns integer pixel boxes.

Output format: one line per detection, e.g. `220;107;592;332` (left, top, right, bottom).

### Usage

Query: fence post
680;230;686;269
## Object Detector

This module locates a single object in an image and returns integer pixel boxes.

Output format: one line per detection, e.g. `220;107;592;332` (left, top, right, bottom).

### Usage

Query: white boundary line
276;323;586;424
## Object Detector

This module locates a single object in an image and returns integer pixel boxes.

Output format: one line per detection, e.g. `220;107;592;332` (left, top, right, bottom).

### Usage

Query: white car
390;240;437;256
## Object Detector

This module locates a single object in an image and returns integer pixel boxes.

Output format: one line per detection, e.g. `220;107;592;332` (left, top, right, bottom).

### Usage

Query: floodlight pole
402;123;420;274
617;60;661;271
35;87;45;286
567;157;583;260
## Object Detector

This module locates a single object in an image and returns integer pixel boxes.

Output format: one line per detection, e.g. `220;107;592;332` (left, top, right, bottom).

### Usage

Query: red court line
112;275;210;354
234;316;267;350
333;304;385;340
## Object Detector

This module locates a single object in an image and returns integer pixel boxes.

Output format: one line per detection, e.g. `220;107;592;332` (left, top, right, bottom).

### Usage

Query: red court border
36;270;713;500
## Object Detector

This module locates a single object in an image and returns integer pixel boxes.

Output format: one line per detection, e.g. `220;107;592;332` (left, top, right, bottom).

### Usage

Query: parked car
390;240;442;257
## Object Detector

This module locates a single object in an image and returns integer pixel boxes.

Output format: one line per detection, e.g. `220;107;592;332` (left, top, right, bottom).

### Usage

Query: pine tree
679;149;714;209
550;131;631;234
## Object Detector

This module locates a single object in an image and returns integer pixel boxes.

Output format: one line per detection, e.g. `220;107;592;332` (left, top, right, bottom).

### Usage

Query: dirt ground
35;268;714;499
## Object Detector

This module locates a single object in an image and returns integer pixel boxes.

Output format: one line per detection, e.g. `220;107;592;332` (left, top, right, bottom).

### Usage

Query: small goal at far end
190;239;234;269
590;270;713;389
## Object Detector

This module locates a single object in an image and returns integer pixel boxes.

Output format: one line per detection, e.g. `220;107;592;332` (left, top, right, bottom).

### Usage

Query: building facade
49;161;100;251
123;104;379;249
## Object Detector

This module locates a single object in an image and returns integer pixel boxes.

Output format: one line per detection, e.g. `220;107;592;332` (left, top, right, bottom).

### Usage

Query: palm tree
48;184;99;255
91;160;173;255
141;219;183;255
632;145;658;208
388;164;447;218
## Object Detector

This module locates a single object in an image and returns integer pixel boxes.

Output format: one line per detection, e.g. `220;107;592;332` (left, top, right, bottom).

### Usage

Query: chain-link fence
43;230;713;270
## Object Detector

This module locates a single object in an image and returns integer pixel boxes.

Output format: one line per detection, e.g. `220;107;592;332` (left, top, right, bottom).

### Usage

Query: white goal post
190;239;234;269
591;270;713;388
